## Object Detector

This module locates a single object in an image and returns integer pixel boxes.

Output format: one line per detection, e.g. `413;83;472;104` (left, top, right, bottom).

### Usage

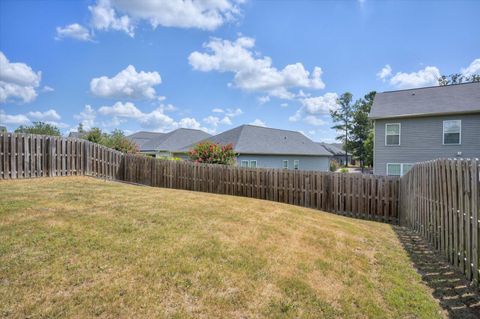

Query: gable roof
320;143;350;156
128;128;211;152
68;131;87;139
180;125;332;156
369;82;480;119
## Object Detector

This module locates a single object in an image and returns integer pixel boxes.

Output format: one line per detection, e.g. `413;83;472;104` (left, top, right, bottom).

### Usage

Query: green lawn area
0;177;442;318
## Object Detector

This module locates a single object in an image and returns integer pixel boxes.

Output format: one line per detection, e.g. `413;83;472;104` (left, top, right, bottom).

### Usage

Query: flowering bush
188;141;236;165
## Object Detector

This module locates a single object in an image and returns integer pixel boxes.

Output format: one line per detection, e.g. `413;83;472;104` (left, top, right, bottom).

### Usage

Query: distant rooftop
180;125;332;156
128;128;211;152
369;82;480;119
319;143;350;156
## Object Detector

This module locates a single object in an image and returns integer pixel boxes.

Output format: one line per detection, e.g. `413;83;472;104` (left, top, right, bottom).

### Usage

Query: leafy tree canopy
15;122;61;136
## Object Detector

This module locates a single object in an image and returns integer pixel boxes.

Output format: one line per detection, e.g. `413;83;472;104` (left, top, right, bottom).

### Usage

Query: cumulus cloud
250;118;266;127
389;66;440;89
289;92;338;126
86;0;241;37
189;36;325;99
89;0;134;37
98;101;144;118
1;108;68;129
0;52;42;103
27;109;61;121
203;115;232;127
376;64;392;81
461;58;480;77
90;65;162;99
55;23;93;41
0;110;30;125
74;105;97;130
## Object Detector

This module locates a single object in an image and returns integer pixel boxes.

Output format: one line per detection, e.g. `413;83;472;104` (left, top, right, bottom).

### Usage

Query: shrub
329;160;339;172
86;128;138;154
339;168;348;173
15;122;60;136
189;141;236;165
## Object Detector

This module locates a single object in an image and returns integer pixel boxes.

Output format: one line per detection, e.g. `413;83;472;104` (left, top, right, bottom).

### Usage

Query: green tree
77;123;85;134
350;91;376;170
189;141;236;165
103;129;138;153
15;122;61;136
363;130;374;168
438;73;480;86
85;127;104;144
330;92;354;167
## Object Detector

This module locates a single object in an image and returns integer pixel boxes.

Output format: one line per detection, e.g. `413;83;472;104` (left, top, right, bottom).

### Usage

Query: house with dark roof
319;143;351;166
128;128;211;157
177;125;332;171
369;82;480;176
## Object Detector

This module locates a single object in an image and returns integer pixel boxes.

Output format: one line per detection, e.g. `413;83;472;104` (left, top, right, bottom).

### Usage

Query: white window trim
249;160;257;168
294;160;299;170
442;120;462;145
386;163;413;176
241;160;249;167
283;160;289;169
385;123;401;146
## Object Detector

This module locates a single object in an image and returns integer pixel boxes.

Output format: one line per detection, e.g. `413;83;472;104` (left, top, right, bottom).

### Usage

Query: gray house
369;82;480;176
177;125;332;171
319;143;351;166
128;128;211;157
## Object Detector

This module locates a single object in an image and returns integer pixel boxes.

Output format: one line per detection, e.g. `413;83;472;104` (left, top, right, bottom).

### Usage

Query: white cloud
0;51;42;103
280;103;288;108
42;86;55;92
289;92;338;127
74;105;97;130
189;36;325;99
86;0;242;36
377;64;392;81
90;65;161;99
389;66;440;89
461;58;480;77
1;108;68;129
250;118;266;127
225;108;242;117
98;101;144;118
89;0;134;37
55;23;93;41
258;96;270;104
212;108;224;113
0;110;30;125
203;115;232;127
27;109;61;121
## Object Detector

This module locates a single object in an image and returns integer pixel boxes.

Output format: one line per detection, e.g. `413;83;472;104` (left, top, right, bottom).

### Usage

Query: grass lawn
0;177;442;318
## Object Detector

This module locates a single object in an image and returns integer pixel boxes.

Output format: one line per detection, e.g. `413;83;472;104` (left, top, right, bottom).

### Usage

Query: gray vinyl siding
237;154;330;171
373;113;480;175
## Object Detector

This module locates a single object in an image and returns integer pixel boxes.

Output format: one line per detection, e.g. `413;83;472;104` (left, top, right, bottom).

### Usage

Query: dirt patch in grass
1;177;443;318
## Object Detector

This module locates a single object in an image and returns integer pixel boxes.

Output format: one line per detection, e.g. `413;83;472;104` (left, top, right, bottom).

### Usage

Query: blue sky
1;0;479;142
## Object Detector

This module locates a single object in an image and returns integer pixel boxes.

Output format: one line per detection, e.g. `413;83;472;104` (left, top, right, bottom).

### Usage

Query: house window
283;160;289;169
241;160;249;167
387;163;414;176
294;160;299;170
250;160;257;168
387;163;401;176
385;123;400;146
443;120;461;145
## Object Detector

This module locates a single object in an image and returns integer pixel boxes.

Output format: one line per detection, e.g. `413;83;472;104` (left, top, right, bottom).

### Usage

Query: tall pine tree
330;92;354;167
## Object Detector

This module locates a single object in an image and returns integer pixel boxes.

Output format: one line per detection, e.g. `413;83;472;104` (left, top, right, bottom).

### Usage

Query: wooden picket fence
0;133;400;223
0;133;123;180
121;154;400;223
400;158;480;285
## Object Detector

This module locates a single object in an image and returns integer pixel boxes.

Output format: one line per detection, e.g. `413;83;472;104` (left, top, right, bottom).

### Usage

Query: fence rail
400;158;480;286
120;154;400;223
0;133;122;180
0;133;399;223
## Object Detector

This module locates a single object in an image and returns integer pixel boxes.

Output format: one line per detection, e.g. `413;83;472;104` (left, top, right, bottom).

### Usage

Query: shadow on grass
393;226;480;319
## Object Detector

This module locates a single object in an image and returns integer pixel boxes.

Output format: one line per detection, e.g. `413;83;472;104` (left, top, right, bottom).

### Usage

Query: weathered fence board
400;158;480;286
